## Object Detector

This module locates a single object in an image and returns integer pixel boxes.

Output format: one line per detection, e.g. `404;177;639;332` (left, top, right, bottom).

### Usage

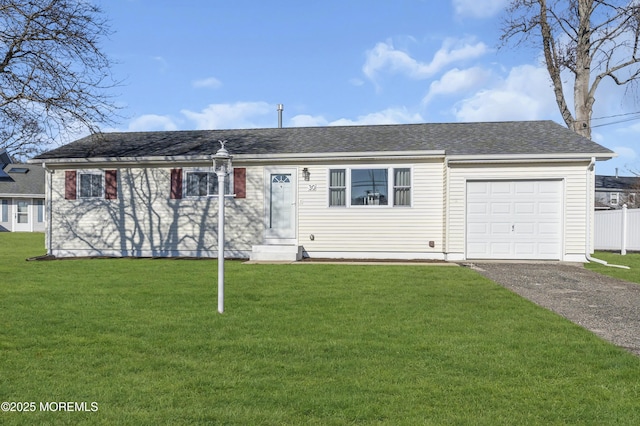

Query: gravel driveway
463;262;640;357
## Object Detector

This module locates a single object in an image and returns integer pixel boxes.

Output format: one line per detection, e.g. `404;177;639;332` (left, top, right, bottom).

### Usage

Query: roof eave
32;150;448;168
31;150;616;168
446;152;616;164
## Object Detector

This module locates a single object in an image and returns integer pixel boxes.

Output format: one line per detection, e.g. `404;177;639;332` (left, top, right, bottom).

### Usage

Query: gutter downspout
584;157;629;269
42;162;53;256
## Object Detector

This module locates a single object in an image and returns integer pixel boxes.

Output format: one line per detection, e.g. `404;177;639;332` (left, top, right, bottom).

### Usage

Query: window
610;192;619;205
1;199;7;222
36;199;44;222
329;169;346;206
329;167;412;207
393;168;411;206
184;170;232;197
351;169;388;205
79;172;103;198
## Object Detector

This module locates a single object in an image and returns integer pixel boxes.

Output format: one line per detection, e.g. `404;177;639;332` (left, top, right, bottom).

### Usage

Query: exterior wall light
302;167;310;181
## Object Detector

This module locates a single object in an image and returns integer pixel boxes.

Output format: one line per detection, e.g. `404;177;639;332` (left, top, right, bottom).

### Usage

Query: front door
265;169;296;243
14;199;31;232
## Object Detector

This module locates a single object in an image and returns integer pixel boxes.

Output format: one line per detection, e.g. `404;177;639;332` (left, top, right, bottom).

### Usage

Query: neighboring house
31;120;614;262
594;174;639;210
0;150;45;232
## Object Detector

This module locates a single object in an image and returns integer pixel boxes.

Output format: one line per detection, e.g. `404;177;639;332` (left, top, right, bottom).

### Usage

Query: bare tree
501;0;640;139
0;0;120;159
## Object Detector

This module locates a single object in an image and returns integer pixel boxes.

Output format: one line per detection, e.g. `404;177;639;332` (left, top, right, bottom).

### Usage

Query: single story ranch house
31;120;614;262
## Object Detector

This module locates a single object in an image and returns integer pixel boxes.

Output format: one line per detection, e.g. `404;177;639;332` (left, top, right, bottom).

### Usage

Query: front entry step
250;245;303;262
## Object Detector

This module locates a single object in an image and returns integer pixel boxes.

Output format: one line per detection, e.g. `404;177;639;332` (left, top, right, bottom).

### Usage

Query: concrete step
250;245;303;262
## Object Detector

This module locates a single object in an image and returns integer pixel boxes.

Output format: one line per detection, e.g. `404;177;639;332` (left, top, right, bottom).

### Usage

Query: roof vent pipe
277;104;284;128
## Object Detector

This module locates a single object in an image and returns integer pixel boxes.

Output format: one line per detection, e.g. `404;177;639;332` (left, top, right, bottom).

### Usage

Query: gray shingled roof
32;121;614;160
0;163;45;195
595;175;639;190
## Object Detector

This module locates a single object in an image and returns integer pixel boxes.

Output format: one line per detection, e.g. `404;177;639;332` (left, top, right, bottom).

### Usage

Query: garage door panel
489;242;511;255
539;181;561;193
514;243;536;255
467;180;562;260
491;223;511;234
467;202;488;214
539;202;560;214
491;203;511;214
514;223;535;235
514;181;535;193
515;203;535;214
468;182;489;195
490;182;512;194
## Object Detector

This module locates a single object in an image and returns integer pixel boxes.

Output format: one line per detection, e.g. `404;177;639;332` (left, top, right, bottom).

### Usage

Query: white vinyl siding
300;160;443;258
48;166;263;257
447;162;590;261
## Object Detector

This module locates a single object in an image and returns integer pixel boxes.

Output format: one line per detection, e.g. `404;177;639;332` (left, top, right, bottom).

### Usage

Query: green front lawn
585;251;640;284
1;233;639;425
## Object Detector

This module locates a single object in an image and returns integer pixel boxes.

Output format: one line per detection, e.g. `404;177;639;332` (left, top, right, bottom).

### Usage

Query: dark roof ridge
93;119;558;134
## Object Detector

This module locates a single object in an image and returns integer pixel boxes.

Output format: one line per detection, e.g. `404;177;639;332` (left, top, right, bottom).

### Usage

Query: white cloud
192;77;222;89
128;114;179;131
328;107;423;126
363;37;489;85
289;114;329;127
453;0;509;19
289;108;423;127
181;101;272;130
152;56;168;72
423;66;492;104
615;120;640;134
613;146;637;161
453;64;558;122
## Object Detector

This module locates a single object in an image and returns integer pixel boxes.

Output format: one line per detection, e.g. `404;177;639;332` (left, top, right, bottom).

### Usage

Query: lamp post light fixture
213;140;232;314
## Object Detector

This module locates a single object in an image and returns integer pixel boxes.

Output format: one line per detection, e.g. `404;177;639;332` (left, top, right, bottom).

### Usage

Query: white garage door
466;180;562;260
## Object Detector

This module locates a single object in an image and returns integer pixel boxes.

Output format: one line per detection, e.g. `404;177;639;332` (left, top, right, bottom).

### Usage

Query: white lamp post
213;140;232;314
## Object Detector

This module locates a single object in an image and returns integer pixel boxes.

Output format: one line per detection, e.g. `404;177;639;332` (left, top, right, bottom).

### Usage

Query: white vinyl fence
594;206;640;254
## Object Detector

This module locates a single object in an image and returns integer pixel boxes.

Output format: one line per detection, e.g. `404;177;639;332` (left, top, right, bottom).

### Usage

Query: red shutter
234;168;246;199
170;168;182;199
65;171;77;200
105;170;118;200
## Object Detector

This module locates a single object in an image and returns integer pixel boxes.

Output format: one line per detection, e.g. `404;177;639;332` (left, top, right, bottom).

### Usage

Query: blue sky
95;0;640;176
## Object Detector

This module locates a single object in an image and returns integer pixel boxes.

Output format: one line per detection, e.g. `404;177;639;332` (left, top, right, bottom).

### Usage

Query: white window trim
610;192;619;205
183;167;234;198
328;166;413;208
77;170;104;199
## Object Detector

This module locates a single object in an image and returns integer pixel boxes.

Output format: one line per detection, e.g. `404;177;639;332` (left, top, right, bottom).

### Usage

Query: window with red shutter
65;171;77;200
105;170;118;200
234;168;246;199
171;168;182;199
